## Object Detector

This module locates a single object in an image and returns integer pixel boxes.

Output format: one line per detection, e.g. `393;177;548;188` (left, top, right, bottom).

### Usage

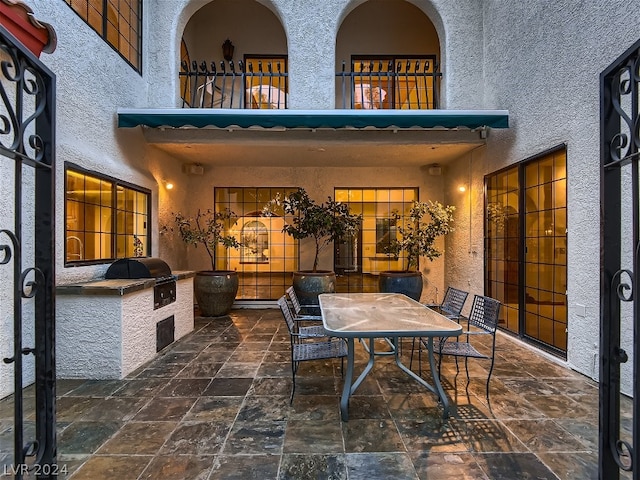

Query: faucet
66;235;84;260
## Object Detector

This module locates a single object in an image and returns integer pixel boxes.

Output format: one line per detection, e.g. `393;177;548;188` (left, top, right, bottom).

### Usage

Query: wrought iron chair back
424;286;468;319
278;294;297;333
277;295;347;403
435;294;501;398
411;286;469;372
467;294;500;333
286;286;322;321
439;287;469;319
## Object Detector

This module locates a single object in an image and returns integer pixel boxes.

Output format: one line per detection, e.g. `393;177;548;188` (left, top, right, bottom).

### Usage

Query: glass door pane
215;187;298;301
486;165;520;334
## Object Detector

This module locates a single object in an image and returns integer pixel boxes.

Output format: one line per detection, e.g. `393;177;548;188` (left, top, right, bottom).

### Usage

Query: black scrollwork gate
600;38;639;479
0;25;56;479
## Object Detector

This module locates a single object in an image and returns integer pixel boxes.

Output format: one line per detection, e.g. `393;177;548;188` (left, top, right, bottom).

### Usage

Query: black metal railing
0;23;57;480
600;37;640;480
337;59;441;109
179;58;441;110
180;60;288;109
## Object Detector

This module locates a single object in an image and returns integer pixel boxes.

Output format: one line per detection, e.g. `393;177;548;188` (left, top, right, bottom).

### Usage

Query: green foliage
167;209;242;271
384;200;455;271
264;188;362;271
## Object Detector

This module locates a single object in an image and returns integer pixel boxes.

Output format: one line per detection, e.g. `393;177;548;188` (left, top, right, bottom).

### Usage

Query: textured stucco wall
477;0;640;393
56;277;194;379
23;2;153;285
443;147;486;318
56;295;123;378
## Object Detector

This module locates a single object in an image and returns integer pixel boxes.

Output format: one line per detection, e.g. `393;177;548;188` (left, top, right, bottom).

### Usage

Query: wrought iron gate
600;37;639;479
0;25;56;479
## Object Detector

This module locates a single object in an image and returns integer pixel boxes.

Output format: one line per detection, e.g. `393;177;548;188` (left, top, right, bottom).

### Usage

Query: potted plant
264;188;362;305
168;208;242;317
380;200;455;301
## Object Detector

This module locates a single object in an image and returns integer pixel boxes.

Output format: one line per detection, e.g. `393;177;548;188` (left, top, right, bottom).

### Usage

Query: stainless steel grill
105;258;176;309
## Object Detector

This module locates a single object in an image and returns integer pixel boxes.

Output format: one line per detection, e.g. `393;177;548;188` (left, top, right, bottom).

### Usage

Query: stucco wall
477;0;640;393
25;2;162;285
56;277;194;379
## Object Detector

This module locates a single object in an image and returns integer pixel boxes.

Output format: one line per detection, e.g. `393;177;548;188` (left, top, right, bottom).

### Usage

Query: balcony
179;58;441;110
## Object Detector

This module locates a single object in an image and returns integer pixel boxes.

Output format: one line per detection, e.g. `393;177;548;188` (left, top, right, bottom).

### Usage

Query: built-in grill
105;257;176;309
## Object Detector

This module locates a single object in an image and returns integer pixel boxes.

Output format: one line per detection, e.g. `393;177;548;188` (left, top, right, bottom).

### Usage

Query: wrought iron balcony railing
179;58;441;110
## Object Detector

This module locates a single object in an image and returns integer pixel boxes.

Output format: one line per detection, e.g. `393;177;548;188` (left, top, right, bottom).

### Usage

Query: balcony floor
0;308;631;479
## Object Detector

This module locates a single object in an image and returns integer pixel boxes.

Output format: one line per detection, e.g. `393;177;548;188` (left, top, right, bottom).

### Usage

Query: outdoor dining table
318;292;463;421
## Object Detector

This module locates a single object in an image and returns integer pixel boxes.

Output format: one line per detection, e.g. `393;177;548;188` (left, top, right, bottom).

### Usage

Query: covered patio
1;308;625;479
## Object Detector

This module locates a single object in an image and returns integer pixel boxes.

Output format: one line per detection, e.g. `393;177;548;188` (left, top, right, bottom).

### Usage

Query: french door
485;146;567;355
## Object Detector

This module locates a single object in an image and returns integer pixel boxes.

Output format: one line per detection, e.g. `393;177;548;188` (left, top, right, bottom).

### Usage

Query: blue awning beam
117;108;509;131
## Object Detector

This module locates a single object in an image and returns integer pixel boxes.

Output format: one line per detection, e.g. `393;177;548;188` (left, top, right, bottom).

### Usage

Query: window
334;188;418;281
375;218;397;254
244;56;288;109
351;56;437;109
64;0;142;72
216;187;298;300
65;165;150;264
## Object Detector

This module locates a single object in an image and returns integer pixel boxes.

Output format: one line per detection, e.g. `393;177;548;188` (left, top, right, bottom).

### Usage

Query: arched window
241;220;269;263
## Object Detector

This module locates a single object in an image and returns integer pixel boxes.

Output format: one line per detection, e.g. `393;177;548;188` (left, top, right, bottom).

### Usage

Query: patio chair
286;286;322;322
277;296;347;403
426;286;469;320
435;294;501;398
409;286;469;370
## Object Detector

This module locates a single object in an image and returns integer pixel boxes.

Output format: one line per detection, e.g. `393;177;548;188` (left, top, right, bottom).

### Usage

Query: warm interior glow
458;185;466;192
166;182;174;190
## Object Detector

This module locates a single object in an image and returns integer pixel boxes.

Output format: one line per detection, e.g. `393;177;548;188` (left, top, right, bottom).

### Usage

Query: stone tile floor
0;308;633;479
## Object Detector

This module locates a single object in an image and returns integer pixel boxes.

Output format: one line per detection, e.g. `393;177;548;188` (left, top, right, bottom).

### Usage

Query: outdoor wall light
222;39;234;61
458;185;466;192
165;181;174;190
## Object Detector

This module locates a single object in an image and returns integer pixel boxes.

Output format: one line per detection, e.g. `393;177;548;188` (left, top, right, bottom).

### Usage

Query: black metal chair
286;286;322;322
425;286;469;320
277;296;347;403
435;294;501;398
410;286;469;370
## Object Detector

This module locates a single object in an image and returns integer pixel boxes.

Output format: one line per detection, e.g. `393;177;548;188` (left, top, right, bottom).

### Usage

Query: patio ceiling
119;108;508;167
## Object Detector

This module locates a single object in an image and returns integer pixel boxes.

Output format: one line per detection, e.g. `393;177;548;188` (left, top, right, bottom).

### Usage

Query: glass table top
319;292;463;338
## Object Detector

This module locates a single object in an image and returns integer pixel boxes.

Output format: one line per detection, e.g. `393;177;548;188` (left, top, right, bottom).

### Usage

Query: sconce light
222;38;234;61
165;181;174;190
458;185;467;193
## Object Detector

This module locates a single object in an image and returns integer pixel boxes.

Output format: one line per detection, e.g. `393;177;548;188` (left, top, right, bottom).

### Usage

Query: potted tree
380;200;455;301
264;188;362;305
169;208;242;316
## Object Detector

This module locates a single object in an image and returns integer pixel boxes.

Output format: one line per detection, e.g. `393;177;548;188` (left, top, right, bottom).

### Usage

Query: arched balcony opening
335;0;441;109
179;0;288;109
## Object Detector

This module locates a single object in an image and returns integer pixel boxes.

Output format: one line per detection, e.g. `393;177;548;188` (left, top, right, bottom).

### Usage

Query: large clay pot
378;270;423;301
292;270;336;306
194;270;239;317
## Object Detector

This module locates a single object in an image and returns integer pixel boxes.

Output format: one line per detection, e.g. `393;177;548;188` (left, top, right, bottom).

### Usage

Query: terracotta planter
194;270;238;317
292;270;336;306
378;270;423;301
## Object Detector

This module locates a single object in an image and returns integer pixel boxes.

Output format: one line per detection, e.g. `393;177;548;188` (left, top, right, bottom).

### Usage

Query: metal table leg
340;337;376;421
393;336;450;418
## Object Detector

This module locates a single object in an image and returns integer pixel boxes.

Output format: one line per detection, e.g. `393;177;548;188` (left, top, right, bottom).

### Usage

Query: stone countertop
56;270;196;296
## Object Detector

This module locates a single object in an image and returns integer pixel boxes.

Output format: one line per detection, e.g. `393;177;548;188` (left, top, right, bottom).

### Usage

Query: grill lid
105;257;172;279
